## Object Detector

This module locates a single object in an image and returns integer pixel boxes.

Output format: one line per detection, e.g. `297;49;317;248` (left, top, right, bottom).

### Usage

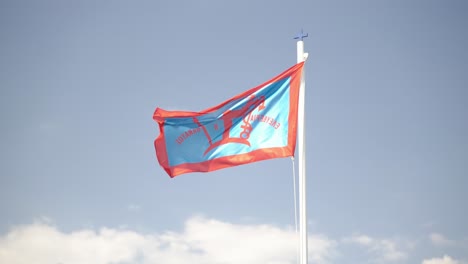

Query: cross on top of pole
294;29;308;41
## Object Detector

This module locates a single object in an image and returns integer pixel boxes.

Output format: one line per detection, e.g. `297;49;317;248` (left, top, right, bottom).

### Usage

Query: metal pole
295;30;308;264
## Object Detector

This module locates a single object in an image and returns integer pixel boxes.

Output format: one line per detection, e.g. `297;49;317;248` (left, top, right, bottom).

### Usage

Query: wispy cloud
342;234;410;263
429;233;468;250
422;255;463;264
342;234;374;246
0;216;336;264
430;233;455;247
126;204;142;212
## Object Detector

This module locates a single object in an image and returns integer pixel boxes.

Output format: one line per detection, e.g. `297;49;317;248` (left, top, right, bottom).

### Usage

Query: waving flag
153;62;304;177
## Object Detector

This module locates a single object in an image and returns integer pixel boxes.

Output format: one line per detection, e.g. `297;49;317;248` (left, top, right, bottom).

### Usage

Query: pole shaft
296;40;308;264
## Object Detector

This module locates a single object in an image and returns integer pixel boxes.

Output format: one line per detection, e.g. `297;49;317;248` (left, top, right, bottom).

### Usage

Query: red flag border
153;62;304;177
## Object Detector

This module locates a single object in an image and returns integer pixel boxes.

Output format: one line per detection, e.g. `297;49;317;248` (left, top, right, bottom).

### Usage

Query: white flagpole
295;30;308;264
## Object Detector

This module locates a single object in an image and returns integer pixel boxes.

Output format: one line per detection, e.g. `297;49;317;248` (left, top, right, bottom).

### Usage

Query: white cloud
342;234;408;262
422;221;436;229
0;216;336;264
430;233;454;247
343;234;374;246
374;239;407;262
422;255;462;264
126;204;142;212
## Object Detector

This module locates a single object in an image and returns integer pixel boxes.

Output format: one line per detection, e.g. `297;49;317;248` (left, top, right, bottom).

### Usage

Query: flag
153;62;304;177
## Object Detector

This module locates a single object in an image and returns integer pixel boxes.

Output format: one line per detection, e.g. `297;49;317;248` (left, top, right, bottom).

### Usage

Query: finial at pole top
294;29;308;41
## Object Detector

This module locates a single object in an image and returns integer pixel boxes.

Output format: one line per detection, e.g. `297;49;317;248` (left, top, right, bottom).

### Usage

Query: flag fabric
153;62;304;177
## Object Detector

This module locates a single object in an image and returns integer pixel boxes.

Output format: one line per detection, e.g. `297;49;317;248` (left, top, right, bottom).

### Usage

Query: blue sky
1;0;467;263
